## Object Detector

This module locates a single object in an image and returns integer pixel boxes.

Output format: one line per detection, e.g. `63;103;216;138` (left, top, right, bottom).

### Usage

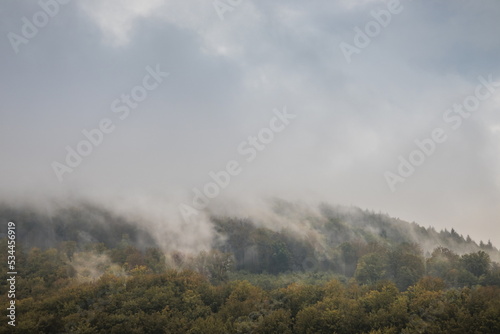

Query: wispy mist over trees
0;202;498;284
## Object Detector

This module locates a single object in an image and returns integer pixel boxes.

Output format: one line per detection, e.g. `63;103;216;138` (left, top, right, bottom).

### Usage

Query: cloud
78;0;166;46
0;0;499;247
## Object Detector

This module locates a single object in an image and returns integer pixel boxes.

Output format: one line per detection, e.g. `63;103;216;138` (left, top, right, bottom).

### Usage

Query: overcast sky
1;0;500;246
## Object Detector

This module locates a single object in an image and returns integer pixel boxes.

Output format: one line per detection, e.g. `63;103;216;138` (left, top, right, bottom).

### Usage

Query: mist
1;0;500;248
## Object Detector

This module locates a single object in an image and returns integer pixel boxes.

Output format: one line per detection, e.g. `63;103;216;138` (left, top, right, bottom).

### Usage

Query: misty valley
1;200;499;333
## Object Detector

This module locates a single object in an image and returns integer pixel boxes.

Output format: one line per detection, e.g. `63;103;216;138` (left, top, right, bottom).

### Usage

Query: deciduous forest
1;202;500;333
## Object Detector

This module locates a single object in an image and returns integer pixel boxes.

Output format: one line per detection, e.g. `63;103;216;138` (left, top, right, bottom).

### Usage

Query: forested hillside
1;201;500;332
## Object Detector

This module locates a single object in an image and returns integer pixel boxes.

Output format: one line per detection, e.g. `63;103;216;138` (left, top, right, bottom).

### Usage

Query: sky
1;0;499;247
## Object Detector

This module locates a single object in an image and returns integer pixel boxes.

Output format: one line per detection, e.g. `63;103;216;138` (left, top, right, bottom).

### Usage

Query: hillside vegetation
1;201;500;333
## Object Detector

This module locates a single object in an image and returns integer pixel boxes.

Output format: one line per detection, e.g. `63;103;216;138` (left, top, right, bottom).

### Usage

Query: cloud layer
1;0;499;246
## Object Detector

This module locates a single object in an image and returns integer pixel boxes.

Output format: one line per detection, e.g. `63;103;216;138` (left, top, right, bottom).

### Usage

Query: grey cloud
0;0;499;247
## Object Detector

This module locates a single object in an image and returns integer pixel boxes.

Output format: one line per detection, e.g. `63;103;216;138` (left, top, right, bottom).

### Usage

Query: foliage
1;203;500;333
1;240;500;333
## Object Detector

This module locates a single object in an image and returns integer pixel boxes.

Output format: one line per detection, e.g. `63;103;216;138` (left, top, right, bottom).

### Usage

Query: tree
219;281;266;321
340;242;359;277
388;243;425;290
188;316;227;334
461;251;491;277
256;309;292;334
481;262;500;286
195;250;234;283
355;252;388;285
426;247;463;287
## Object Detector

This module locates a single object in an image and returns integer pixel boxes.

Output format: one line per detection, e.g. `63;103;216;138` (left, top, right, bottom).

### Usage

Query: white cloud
79;0;166;46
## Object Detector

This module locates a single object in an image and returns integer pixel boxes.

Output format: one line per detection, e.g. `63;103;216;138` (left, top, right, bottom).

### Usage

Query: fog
1;0;499;247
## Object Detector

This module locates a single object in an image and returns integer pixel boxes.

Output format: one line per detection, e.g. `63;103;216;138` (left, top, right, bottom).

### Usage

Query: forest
1;202;500;333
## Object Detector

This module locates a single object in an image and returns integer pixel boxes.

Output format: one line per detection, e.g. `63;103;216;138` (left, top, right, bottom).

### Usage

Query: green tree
355;252;389;285
388;243;425;290
461;251;491;277
256;309;292;334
